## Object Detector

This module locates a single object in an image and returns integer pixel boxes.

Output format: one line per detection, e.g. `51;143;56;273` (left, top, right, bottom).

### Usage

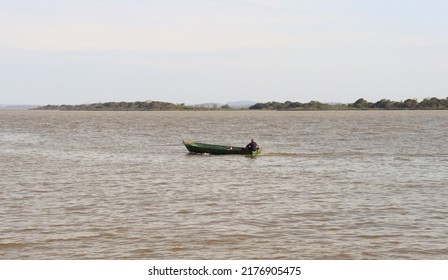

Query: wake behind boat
183;140;261;156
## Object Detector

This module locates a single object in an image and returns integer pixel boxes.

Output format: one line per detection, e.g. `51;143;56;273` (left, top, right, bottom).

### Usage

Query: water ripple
1;110;447;259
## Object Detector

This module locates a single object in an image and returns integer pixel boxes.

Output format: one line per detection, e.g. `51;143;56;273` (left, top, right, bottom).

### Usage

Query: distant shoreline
0;105;35;110
31;97;448;111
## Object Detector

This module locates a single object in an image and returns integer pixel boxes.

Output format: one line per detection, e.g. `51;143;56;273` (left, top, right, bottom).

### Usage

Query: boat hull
183;141;261;155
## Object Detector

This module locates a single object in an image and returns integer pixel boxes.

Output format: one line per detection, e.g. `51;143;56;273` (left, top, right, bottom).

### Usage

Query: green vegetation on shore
249;97;448;110
34;101;220;111
34;97;448;111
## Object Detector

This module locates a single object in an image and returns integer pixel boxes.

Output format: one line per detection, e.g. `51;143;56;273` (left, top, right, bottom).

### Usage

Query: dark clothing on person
246;140;258;151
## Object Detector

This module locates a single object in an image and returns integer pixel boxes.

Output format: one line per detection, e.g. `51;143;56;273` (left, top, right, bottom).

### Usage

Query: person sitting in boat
246;139;258;151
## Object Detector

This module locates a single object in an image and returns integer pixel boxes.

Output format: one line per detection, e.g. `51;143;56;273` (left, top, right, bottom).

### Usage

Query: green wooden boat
183;140;261;156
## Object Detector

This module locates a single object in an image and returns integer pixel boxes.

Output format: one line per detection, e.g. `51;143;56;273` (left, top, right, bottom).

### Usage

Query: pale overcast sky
1;0;447;105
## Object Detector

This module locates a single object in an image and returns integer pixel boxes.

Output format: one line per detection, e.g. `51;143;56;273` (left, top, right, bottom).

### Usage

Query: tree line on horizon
249;97;448;110
34;97;448;111
35;101;211;111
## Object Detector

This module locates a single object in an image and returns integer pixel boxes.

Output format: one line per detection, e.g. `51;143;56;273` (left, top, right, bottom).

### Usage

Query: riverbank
32;97;448;111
